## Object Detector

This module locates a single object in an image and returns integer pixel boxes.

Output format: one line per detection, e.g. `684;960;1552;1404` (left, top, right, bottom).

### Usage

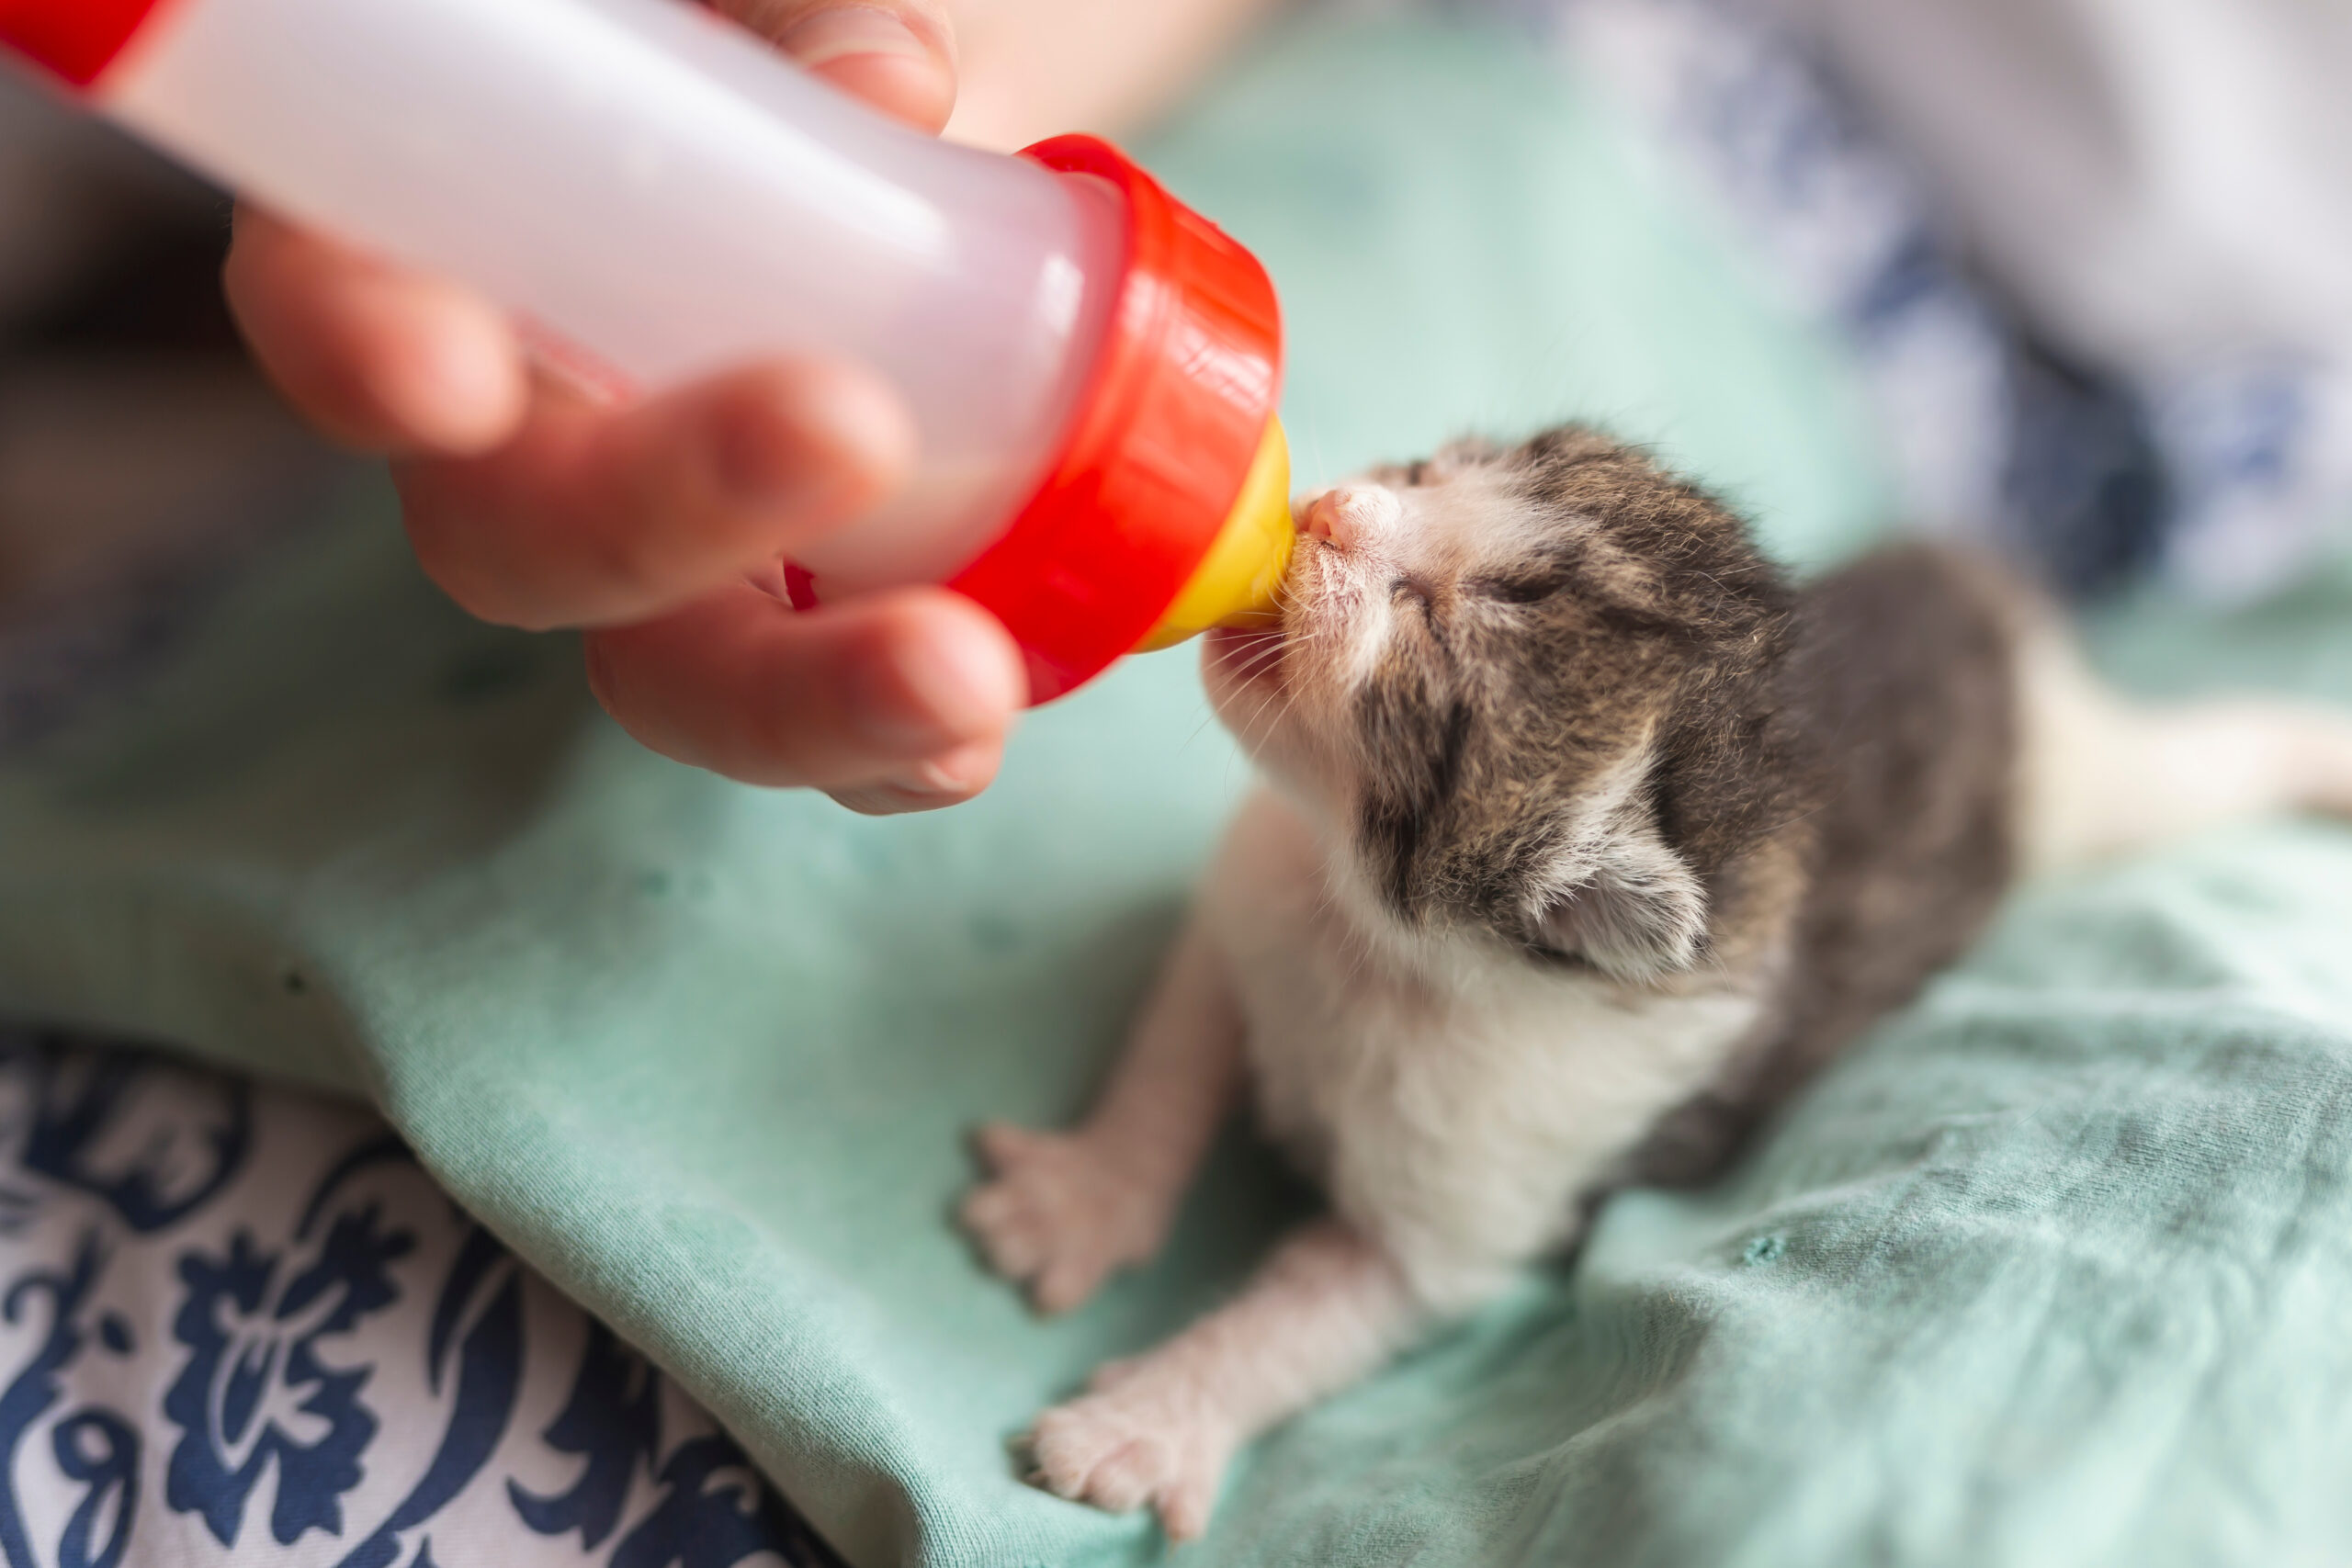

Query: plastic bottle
0;0;1295;701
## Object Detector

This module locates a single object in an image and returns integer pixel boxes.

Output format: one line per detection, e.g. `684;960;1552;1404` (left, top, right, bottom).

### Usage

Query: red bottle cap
0;0;169;87
953;136;1284;704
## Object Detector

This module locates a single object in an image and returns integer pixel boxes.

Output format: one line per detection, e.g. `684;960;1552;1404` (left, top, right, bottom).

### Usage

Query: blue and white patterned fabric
1487;0;2170;595
1457;0;2352;603
0;1030;840;1568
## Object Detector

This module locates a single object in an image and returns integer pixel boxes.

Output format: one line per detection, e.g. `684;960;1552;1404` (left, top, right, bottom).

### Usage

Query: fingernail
882;756;978;796
778;6;929;70
828;742;994;816
581;634;617;707
854;613;1024;752
827;781;946;816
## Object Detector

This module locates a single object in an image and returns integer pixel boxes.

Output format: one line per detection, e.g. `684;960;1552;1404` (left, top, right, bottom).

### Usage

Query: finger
582;582;1024;790
827;738;1002;817
223;206;527;456
400;359;913;631
726;0;958;132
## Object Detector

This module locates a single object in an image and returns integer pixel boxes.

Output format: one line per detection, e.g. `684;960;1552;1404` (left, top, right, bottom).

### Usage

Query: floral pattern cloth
0;1029;840;1568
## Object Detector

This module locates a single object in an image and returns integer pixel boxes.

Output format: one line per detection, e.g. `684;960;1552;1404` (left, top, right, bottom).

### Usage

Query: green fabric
8;12;2352;1566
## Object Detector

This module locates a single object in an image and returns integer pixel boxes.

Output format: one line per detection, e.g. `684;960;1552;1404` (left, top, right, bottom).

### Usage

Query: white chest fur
1201;788;1764;1308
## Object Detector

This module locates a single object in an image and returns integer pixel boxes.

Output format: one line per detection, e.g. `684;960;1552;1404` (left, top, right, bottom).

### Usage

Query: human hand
222;0;1028;815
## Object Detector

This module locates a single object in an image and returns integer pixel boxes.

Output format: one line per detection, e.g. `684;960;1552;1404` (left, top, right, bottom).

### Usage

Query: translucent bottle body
96;0;1128;592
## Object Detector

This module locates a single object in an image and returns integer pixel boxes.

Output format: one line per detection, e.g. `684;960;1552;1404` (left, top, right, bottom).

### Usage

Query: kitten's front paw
1024;1366;1239;1541
959;1124;1169;1314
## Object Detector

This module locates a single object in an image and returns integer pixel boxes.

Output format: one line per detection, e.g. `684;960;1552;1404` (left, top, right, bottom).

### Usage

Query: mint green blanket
9;16;2352;1566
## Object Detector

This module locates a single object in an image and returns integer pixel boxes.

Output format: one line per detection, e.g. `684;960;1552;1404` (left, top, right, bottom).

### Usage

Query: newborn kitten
960;425;2352;1540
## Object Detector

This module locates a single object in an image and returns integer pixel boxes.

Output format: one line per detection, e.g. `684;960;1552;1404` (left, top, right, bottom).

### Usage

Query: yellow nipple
1132;417;1295;653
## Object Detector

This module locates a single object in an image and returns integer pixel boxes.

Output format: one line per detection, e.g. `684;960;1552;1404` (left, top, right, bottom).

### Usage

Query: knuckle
576;509;680;605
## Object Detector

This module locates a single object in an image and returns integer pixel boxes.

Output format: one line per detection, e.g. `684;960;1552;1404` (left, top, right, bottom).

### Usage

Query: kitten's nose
1296;485;1401;549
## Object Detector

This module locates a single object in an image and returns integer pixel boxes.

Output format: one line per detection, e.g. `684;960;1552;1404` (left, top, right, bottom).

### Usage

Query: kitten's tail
2015;624;2352;876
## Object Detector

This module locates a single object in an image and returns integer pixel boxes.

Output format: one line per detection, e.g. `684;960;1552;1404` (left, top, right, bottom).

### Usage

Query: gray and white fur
958;425;2352;1540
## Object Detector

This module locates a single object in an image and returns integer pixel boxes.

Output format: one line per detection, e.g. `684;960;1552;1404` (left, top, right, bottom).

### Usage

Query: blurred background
0;66;355;750
0;63;356;579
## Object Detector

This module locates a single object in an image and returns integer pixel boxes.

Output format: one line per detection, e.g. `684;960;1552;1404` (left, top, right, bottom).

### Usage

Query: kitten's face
1205;426;1792;981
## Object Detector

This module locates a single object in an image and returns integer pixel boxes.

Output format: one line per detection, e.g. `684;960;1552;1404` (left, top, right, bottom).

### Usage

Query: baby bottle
0;0;1295;701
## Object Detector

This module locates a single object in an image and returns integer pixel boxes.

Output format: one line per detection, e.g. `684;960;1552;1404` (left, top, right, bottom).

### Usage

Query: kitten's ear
1529;827;1707;982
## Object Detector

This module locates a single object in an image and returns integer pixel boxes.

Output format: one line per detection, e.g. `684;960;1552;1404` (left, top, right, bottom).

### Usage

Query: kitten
959;425;2352;1540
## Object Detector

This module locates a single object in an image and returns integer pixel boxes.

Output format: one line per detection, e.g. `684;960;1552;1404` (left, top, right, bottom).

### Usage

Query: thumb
719;1;958;134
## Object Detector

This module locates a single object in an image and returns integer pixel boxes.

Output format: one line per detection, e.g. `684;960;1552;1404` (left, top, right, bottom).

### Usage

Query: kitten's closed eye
1391;577;1437;612
1470;572;1568;604
1468;545;1583;605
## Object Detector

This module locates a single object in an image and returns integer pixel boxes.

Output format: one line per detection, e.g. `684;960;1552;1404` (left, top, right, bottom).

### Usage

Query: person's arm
944;0;1284;152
